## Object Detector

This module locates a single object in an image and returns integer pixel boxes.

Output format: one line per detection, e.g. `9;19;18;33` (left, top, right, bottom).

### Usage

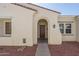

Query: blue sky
35;3;79;15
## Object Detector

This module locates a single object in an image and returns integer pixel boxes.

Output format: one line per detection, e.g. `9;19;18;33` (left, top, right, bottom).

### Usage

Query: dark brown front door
40;25;45;39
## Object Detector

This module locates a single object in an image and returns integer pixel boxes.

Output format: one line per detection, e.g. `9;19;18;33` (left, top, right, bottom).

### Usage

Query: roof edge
27;3;61;14
11;3;37;12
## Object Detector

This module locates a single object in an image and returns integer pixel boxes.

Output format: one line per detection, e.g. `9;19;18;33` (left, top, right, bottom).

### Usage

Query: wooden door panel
40;25;45;38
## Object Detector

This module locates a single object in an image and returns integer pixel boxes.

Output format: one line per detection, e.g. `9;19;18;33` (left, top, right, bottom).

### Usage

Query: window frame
59;23;64;34
65;24;72;34
59;23;72;36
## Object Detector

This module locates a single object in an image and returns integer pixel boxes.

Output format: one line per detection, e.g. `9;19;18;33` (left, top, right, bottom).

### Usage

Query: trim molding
27;3;61;14
11;3;37;12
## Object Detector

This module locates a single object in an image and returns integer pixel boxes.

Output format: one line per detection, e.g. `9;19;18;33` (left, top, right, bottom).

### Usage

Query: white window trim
59;22;73;36
64;23;72;35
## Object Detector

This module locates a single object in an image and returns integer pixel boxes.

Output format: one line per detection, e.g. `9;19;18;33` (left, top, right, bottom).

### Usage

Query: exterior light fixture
53;24;55;28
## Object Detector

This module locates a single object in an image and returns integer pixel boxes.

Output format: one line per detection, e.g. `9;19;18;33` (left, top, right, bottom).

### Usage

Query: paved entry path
35;42;50;56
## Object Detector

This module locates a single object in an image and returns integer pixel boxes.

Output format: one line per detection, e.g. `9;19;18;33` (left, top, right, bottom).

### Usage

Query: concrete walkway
35;42;50;56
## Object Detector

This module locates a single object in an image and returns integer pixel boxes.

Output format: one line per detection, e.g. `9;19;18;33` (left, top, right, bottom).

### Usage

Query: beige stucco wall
0;3;78;46
0;4;35;46
0;20;4;36
58;16;76;41
23;3;62;45
0;3;62;46
76;16;79;42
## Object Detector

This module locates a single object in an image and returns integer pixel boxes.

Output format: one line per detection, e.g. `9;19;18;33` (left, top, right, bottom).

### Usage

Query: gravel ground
0;45;37;56
49;42;79;56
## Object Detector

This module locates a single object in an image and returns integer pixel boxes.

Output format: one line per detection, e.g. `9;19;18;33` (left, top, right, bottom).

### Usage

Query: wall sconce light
23;38;26;43
53;24;55;29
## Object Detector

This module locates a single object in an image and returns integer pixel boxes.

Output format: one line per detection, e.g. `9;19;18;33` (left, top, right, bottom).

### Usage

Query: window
59;24;64;34
5;22;11;34
0;18;11;37
66;24;71;34
59;23;72;35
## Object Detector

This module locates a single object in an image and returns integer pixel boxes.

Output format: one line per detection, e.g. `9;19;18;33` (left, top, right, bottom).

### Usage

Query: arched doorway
37;19;48;43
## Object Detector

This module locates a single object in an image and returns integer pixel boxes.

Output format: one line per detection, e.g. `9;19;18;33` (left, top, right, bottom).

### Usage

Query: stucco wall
76;16;79;42
28;4;62;45
0;4;35;46
0;3;62;46
58;16;76;41
0;20;4;36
